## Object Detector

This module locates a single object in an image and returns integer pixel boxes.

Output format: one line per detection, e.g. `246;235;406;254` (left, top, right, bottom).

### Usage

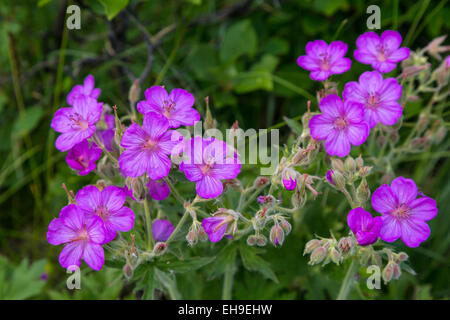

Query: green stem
164;178;185;206
143;197;153;249
222;261;234;300
336;260;359;300
166;210;189;245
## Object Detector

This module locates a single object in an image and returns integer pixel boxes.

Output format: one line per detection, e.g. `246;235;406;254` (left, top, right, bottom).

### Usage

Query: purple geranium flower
202;215;232;243
354;30;410;73
119;112;183;180
309;95;369;157
372;177;438;247
67;75;101;106
76;185;135;242
282;168;297;191
137;86;200;128
347;207;382;246
180;137;241;199
51;96;103;152
152;219;174;242
146;179;170;201
47;204;106;271
297;40;352;81
66;140;102;176
343;71;403;129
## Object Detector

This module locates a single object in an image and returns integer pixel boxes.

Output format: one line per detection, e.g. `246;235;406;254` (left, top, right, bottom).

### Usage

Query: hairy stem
143;197;153;250
222;261;235;300
336;260;359;300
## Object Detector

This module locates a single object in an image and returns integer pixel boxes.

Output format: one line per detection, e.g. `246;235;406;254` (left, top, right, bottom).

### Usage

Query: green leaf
98;0;129;20
12;106;44;139
239;245;278;283
220;20;257;62
233;71;273;94
154;268;181;300
262;38;289;56
283;116;303;135
208;245;237;280
156;256;215;273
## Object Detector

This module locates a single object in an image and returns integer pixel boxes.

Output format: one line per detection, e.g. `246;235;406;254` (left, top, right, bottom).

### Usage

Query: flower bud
359;248;371;266
152;242;167;256
356;178;370;204
392;262;402;279
96;179;107;191
123;263;133;280
270;224;285;246
397;252;408;262
309;247;327;265
331;158;344;172
355;155;364;169
204;97;217;130
128;79;141;105
282;167;298;191
304;239;322;255
331;170;346;190
359;166;372;178
279;218;292;235
371;253;382;267
329;248;341;265
198;226;208;242
256;234;267;247
344;157;356;176
253;176;269;188
126;177;145;201
382;262;394;283
247;235;257;246
186;228;198;246
337;237;354;254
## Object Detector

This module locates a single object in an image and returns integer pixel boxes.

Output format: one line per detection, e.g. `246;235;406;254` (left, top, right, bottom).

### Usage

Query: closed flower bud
96;179;107;191
392;263;402;279
371;253;382;267
126;177;145;201
152;242;167;256
256;234;267;247
356;178;370;204
337;237;354;254
331;170;346;190
331;158;344;172
434;126;447;144
359;248;371;266
253;176;270;188
344;157;356;175
359;166;372;178
382;262;394;283
128;79;141;105
329;248;341;265
123;263;133;280
309;247;327;265
198;226;208;242
270;224;285;246
247;235;257;246
186;229;198;246
397;252;408;262
355;155;364;169
304;239;322;255
292;148;307;165
279;218;292;235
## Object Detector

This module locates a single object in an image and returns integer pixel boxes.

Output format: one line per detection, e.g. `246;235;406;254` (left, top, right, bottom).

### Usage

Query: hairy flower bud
329;248;341;265
123;263;133;280
397;252;408;262
309;247;327;265
356;178;370;204
359;166;372;178
128;79;141;105
186;228;198;246
247;235;257;246
337;237;355;254
355;155;364;169
304;239;322;255
253;176;270;188
270;224;285;246
331;158;344;173
382;262;394;283
392;262;402;280
331;170;346;190
256;234;267;247
344;157;356;176
126;177;145;201
152;242;167;256
279;218;292;235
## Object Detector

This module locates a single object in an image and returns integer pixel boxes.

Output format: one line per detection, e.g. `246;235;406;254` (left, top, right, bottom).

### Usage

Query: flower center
143;138;157;151
162;99;176;117
333;117;348;130
95;206;108;219
320;54;330;71
376;45;387;62
76;155;88;168
70;113;89;130
72;227;90;242
392;203;410;219
366;94;380;109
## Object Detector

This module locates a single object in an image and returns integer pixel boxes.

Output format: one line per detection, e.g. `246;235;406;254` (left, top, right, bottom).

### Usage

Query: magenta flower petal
147;179;170;201
59;242;83;270
66;140;102;176
137;86;200;128
347;207;382;246
196;176;224;199
152;219;174;242
297;39;351;81
354;30;410;73
202;216;229;243
372;176;437;247
82;242;104;271
67;74;101;106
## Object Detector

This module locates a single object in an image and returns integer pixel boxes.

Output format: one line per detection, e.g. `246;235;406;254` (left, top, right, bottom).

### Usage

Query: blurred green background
0;0;449;299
